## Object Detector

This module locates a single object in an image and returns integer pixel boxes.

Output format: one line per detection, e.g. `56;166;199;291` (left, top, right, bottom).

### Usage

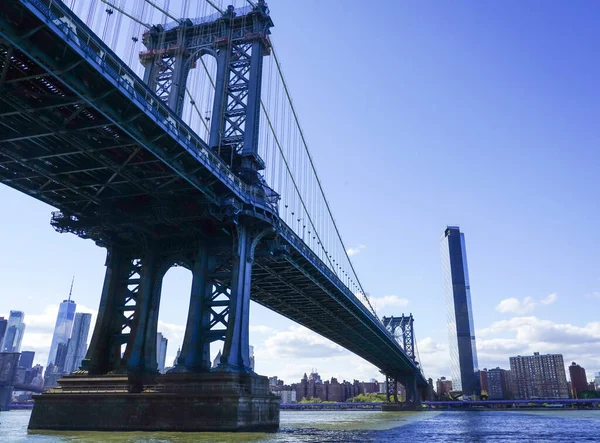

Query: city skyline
2;0;600;384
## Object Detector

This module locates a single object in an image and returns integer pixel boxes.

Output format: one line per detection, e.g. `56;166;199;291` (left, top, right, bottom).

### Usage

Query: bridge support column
171;246;212;372
126;246;163;389
81;248;134;375
218;224;260;372
404;374;420;403
385;375;398;403
381;374;423;412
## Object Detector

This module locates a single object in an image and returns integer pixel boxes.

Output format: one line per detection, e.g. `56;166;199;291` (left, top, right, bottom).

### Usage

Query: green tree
347;393;388;403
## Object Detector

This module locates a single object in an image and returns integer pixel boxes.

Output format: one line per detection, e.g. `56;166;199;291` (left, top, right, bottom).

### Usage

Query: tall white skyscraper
156;332;168;373
64;313;92;373
47;280;77;367
1;311;26;353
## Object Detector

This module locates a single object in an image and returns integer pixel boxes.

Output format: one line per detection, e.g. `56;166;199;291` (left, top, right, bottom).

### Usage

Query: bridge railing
23;0;277;215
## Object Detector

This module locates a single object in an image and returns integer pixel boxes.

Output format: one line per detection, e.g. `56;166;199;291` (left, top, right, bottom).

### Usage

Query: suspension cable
270;44;376;316
99;0;209;133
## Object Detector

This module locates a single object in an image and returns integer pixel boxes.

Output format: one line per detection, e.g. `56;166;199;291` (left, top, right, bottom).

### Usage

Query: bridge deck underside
0;0;425;385
0;34;220;221
253;251;419;376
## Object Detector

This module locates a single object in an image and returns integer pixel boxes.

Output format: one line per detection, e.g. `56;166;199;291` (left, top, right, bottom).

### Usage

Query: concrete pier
29;372;279;432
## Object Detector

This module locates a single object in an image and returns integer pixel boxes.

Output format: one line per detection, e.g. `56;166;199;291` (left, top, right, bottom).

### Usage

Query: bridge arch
181;51;218;143
155;263;193;373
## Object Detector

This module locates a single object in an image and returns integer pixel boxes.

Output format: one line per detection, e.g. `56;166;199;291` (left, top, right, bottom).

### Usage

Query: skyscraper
19;351;35;370
510;352;569;399
156;332;168;373
55;342;69;372
0;317;7;349
1;311;26;353
47;280;76;367
441;226;480;396
485;367;511;400
63;313;92;374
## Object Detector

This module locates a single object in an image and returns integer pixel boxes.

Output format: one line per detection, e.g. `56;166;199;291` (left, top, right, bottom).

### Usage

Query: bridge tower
140;1;272;186
382;314;421;406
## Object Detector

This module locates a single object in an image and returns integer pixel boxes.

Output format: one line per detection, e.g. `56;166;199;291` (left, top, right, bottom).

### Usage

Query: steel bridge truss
140;3;272;180
382;314;415;361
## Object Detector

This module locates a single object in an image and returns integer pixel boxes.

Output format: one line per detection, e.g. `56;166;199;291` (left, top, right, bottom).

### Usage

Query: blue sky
2;0;600;384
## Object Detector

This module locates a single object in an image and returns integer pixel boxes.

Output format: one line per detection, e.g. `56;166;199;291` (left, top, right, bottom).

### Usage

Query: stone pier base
29;372;279;432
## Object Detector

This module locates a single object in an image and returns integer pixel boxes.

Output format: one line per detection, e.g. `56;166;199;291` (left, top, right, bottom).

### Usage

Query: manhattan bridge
0;0;428;430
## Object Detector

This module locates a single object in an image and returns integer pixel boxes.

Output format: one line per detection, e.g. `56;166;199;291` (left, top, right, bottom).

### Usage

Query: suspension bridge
0;0;427;431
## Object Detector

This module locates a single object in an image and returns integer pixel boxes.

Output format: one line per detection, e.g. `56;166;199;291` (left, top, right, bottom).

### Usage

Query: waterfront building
595;372;600;391
211;349;220;368
43;364;63;388
1;311;26;353
486;367;510;400
479;369;488;397
568;362;587;398
249;345;255;371
18;362;43;386
272;386;297;403
436;377;453;398
328;377;344;402
18;351;35;369
0;317;7;349
156;332;168;373
30;365;44;387
63;313;92;373
362;380;379;394
510;352;569;399
441;226;480;396
47;285;76;367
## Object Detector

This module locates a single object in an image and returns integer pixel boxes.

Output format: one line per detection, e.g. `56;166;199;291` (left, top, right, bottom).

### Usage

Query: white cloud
261;326;346;359
474;316;600;375
359;295;409;315
253;325;386;383
250;325;277;335
416;337;450;380
585;292;600;299
495;297;536;315
346;245;366;257
540;293;558;305
374;295;409;309
157;320;186;364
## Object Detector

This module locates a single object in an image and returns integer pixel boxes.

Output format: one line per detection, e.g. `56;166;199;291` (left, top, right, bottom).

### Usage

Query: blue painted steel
0;0;426;385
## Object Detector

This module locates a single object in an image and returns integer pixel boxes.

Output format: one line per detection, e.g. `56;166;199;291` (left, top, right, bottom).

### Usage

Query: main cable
270;44;376;316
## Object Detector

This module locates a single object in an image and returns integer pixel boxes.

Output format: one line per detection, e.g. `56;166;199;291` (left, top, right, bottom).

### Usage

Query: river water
2;409;600;442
